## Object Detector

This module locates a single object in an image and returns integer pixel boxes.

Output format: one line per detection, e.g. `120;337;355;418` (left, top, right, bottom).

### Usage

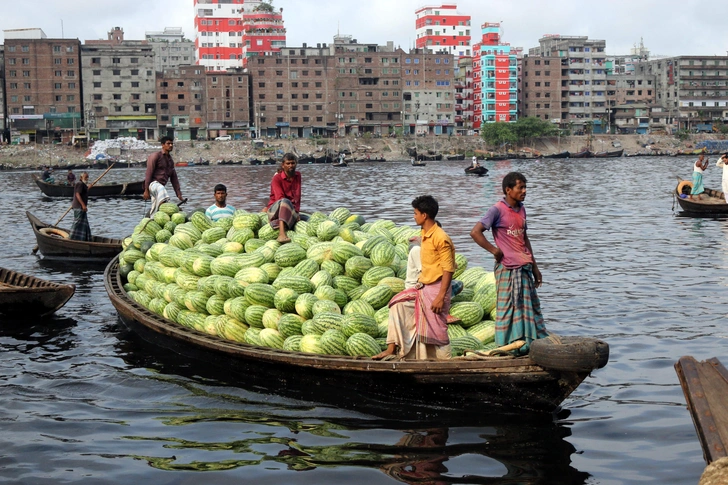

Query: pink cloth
478;199;534;269
389;280;450;346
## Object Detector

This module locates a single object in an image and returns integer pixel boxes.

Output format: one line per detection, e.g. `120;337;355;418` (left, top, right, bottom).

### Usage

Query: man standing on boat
206;183;236;222
143;136;184;216
717;153;728;202
70;172;91;241
472;156;480;168
373;195;455;361
690;154;709;200
470;172;548;355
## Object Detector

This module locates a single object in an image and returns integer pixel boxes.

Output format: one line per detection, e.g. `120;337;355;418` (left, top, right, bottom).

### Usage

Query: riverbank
2;133;725;170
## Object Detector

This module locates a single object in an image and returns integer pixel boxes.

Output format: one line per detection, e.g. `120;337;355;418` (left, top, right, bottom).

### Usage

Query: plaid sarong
70;209;91;241
494;262;548;351
388;280;450;346
267;198;298;230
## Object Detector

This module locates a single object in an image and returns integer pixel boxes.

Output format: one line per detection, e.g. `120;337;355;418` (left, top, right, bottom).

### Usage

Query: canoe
33;175;144;197
543;151;571;159
411;161;427;167
465;165;488;175
104;258;606;415
593;149;624;158
675;181;728;216
0;267;75;317
27;211;122;261
675;356;728;464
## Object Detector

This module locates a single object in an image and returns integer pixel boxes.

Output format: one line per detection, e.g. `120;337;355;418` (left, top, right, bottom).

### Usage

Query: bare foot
277;236;291;244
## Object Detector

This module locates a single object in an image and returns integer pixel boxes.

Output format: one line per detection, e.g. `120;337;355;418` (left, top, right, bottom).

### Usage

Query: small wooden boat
411;160;427;167
465;165;488;175
446;154;465;161
675;356;728;464
543;151;571;159
570;149;593;158
27;211;122;261
675;181;728;216
332;161;349;167
33;175;144;197
593;149;624;158
105;259;607;415
0;267;75;317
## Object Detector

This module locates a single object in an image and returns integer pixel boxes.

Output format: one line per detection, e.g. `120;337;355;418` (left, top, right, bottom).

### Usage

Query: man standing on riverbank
143;136;184;216
470;172;548;354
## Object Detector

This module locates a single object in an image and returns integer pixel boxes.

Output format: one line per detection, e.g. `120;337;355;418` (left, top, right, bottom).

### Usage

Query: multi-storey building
194;0;245;72
157;65;208;140
472;23;518;131
520;55;561;123
145;27;196;72
454;55;474;135
4;28;82;143
206;68;251;139
402;47;456;135
82;28;157;140
415;4;471;58
524;35;608;133
644;56;728;131
241;0;286;66
0;45;6;141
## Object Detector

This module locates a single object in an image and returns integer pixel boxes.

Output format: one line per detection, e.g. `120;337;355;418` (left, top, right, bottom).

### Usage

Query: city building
402;47;456;135
644;55;728;132
156;65;208;140
472;22;518;131
0;45;6;141
82;27;157;140
194;0;246;71
206;68;251;139
3;28;82;144
415;4;471;58
524;35;608;133
241;0;286;66
454;55;475;135
145;27;196;72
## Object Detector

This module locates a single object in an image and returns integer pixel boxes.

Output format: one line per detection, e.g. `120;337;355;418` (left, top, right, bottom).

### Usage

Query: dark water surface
1;157;724;484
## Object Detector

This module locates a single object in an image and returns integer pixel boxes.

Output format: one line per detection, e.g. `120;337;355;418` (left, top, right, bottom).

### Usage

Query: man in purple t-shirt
470;172;548;354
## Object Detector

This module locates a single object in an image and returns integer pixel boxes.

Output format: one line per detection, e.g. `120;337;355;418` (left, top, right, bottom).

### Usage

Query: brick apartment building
3;28;82;144
157;65;208;140
206;67;250;139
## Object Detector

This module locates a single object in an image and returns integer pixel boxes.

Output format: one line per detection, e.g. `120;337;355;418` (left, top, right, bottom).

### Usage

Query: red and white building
193;0;286;72
415;4;471;58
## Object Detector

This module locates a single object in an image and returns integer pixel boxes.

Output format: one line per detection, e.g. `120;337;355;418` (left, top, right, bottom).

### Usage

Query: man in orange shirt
373;195;455;360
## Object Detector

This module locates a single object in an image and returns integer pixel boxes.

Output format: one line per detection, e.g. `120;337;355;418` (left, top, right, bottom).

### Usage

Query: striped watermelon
344;256;372;281
332;275;359;294
283;334;303;351
184;291;209;313
311;312;344;334
244;327;263;346
346;284;371;302
274;243;307;267
460;267;489;288
300;319;317;335
449;302;484;328
343;299;376;317
210;255;242;277
274;288;299;313
331;240;363;264
451;286;475;303
206;294;227;315
191;211;214;233
328;207;351;225
294;293;318;320
174;223;202;242
159;245;183;267
198;243;224;258
299;334;324;354
316;220;340;241
370;242;396;267
467;320;496;344
234;267;270;286
221;241;244;254
320;329;347;356
217;316;248;343
214;275;236;299
451;335;482;356
244;238;265;253
235;252;267;270
306;242;334;264
278;313;306;338
291;259;320;279
313;284;337;302
361;266;395;288
233;213;262;232
163;301;184;323
374;305;390;323
159;202;180;215
360;236;388;257
262;308;283;329
272;275;314;294
258;223;278;241
191;254;214;277
226;296;251;323
312;299;341;315
244;305;268;328
377;321;389;338
244;283;277;308
260;263;282;282
360;285;393;310
472;284;497;315
332;288;348;309
345;333;381;357
378;276;405;294
228;227;255;246
259;328;285;349
447;323;468;340
341;313;379;338
171;212;187;225
310;270;333;290
202;226;226;244
321;260;344;277
453;253;468;279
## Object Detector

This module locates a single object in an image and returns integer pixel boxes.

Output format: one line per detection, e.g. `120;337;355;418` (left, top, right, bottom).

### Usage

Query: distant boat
593;149;624;158
570;149;593;158
33;175;144;198
543;151;571;159
465;165;488;175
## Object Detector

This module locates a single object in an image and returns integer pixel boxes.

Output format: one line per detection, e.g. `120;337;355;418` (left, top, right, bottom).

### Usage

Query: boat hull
34;175;144;197
0;267;75;317
27;211;122;261
465;166;488;175
675;183;728;216
105;259;591;415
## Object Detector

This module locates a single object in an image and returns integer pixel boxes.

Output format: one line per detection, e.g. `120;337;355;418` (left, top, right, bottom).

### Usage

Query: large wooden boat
675;181;728;216
27;211;122;261
105;258;606;415
33;175;144;197
675;356;728;464
0;267;75;317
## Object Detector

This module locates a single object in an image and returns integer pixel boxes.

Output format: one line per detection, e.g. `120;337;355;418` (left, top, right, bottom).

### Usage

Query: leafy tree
481;122;517;148
512;116;558;144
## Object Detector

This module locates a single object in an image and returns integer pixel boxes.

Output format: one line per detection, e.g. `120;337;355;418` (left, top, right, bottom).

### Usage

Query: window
113;82;121;88
67;70;75;77
131;82;139;88
93;94;102;100
178;94;185;99
55;70;62;77
113;94;121;100
93;82;101;88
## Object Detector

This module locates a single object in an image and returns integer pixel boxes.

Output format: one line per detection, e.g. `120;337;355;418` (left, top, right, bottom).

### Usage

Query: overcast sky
2;0;727;57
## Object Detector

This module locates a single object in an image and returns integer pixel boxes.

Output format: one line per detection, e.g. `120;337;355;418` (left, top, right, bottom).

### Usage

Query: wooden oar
32;163;117;254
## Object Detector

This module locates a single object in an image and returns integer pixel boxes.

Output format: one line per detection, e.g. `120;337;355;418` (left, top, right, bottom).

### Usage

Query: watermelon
312;299;341;315
313;284;337;302
311;312;344;334
155;229;172;243
244;238;265;253
262;308;283;329
447;323;468;340
378;276;405;294
274;243;307;267
283;334;303;351
451;335;482;357
321;260;344;277
234;267;270;286
291;258;319;279
346;284;371;302
163;301;184;323
299;334;324;354
217;316;248;342
244;327;263;346
260;262;282;282
460;267;489;288
214;275;236;299
184;291;209;313
191;211;214;233
472;285;497;315
244;305;268;328
169;233;194;250
344;256;372;281
233;213;262;232
467;320;496;344
221;241;244;254
341;313;379;338
244;283;277;308
332;275;359;294
329;207;351;225
226;296;251;323
360;285;393;310
294;293;318;320
201;226;226;244
453;253;468;279
272;275;314;294
377;321;389;338
278;313;306;338
345;333;381;357
171;212;187;225
343;299;376;318
191;254;214;277
310;270;333;290
259;328;285;349
300;319;318;335
258;223;279;241
228;227;255;246
361;266;395;288
370;242;396;267
320;329;347;355
331;240;363;264
451;286;475;303
274;288;299;313
206;294;227;315
306;242;334;264
449;302;484;328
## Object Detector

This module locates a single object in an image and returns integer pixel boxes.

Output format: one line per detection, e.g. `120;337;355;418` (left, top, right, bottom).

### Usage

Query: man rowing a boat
70;172;91;241
143;136;184;216
373;195;455;361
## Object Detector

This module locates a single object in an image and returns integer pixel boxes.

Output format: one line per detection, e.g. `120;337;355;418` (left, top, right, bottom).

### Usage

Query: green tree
481;122;517;148
512;116;558;145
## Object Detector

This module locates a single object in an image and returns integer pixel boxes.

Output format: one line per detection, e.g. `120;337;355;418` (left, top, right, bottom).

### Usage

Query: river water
0;156;725;484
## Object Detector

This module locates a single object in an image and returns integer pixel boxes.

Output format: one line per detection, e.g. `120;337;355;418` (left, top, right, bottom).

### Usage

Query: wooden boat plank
675;356;728;464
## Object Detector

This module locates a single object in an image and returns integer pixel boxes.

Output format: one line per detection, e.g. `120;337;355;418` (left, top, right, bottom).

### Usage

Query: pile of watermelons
118;203;498;358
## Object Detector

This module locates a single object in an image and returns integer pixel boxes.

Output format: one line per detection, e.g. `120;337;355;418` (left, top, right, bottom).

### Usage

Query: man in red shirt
266;153;301;243
143;136;184;216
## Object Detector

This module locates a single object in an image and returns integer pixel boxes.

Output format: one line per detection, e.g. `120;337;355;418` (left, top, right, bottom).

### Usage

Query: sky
1;0;727;57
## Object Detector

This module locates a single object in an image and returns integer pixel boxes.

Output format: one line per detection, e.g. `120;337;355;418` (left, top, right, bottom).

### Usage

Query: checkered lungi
70;209;92;241
267;198;298;230
494;262;548;351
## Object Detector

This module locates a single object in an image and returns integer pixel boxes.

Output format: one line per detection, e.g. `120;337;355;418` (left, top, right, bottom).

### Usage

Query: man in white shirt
205;184;236;221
